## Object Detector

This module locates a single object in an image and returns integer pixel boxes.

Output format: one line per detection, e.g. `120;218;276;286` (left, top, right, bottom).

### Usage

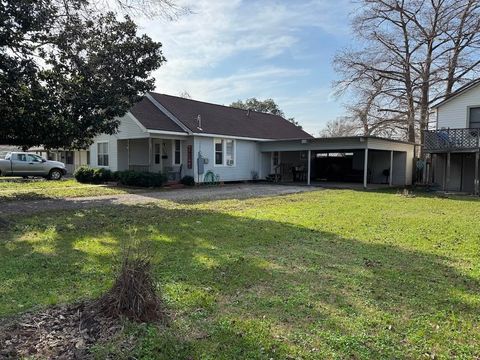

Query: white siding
88;113;147;171
437;84;480;129
116;113;148;139
194;136;262;183
89;134;118;171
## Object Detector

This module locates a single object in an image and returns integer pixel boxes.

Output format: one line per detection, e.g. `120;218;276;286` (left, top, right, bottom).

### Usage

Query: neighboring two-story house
425;79;480;194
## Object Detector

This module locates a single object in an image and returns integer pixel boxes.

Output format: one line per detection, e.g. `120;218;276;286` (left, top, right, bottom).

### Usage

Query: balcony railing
424;128;480;152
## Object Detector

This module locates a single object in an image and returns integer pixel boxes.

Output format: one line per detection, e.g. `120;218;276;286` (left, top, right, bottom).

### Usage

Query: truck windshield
5;153;11;160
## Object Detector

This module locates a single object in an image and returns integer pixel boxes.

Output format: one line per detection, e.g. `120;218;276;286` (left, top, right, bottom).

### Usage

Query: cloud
135;0;352;133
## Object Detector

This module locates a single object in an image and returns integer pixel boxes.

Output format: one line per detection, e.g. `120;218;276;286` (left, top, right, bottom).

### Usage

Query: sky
138;0;356;136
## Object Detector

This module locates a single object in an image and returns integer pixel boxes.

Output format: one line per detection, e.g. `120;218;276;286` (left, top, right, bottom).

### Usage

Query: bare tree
334;0;480;144
319;118;359;138
78;0;190;19
178;90;192;99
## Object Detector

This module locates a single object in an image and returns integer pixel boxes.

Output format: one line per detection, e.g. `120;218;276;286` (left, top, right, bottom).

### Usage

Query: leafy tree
230;98;300;127
0;0;165;149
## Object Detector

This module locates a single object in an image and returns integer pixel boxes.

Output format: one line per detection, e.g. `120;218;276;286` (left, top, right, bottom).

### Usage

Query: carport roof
263;136;416;145
259;136;417;152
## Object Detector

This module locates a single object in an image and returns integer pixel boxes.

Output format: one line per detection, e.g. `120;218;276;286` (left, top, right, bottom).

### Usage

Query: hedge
74;166;113;184
74;167;165;187
115;170;166;187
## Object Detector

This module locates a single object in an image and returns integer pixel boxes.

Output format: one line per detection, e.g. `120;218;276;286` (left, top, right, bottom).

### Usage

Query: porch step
164;182;184;189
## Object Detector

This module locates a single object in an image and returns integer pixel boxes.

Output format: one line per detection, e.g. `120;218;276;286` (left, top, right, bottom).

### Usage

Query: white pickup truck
0;152;67;180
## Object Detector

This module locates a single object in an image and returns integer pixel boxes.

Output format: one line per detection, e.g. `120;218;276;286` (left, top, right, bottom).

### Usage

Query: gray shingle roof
131;93;313;140
129;97;185;133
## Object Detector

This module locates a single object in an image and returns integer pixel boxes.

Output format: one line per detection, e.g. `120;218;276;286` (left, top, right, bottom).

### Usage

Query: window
215;139;224;165
97;142;109;166
469;107;480;128
12;153;26;161
86;151;90;165
26;154;43;163
154;143;161;164
225;139;234;166
214;138;235;166
65;151;74;165
272;151;279;166
173;140;181;165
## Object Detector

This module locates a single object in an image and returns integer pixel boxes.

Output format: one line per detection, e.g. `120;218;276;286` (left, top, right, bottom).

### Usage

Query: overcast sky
138;0;355;135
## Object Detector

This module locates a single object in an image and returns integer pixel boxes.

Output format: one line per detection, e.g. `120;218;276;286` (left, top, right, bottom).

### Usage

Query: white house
37;92;414;187
425;79;480;194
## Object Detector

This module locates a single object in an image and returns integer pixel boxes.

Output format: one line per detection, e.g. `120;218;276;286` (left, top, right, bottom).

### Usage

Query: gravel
0;184;315;216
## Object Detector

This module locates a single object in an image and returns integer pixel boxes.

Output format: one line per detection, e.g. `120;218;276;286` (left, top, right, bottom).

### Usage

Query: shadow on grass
1;203;479;358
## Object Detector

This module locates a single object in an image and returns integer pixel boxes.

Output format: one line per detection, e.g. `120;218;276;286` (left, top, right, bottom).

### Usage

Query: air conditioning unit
226;159;234;166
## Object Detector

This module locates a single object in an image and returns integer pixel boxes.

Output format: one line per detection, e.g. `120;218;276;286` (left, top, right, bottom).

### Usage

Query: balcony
424;128;480;152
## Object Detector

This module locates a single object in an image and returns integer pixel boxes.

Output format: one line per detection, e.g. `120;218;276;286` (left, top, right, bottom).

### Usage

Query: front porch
116;137;193;182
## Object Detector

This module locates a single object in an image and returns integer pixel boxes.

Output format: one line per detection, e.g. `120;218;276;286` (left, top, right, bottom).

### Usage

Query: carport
259;136;415;188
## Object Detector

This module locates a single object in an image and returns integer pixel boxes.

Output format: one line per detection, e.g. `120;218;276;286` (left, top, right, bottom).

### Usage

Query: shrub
180;175;195;186
74;166;113;184
116;170;165;187
92;168;112;184
74;166;95;183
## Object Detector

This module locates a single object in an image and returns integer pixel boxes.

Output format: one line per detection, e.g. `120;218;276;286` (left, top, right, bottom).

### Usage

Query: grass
0;179;133;201
1;189;480;359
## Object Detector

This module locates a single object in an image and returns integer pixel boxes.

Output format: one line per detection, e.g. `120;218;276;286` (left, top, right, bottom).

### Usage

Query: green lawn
1;189;480;359
0;179;132;201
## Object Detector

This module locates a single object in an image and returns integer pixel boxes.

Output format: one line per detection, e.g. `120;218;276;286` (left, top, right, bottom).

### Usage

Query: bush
92;168;112;184
74;166;94;183
116;170;165;187
74;166;113;184
180;175;195;186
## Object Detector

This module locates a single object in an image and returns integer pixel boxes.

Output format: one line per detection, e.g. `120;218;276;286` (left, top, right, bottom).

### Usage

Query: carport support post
363;148;369;189
445;152;451;192
307;150;311;185
148;137;152;172
127;139;130;170
389;150;394;187
475;151;479;196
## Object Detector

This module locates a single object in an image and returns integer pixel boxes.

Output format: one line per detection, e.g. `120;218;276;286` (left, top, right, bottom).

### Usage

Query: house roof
129;97;185;133
432;78;480;109
132;92;312;140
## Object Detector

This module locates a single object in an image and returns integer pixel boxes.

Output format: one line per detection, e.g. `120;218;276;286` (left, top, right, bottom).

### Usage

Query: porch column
148;137;152;172
475;152;479;196
363;148;369;189
389;150;394;186
307;150;311;185
445;152;451;191
127;139;130;170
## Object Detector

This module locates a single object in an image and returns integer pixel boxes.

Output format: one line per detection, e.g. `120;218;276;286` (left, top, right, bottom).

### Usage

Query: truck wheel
48;169;63;180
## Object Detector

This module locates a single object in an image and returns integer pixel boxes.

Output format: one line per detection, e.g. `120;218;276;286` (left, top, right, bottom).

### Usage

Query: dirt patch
0;302;122;359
